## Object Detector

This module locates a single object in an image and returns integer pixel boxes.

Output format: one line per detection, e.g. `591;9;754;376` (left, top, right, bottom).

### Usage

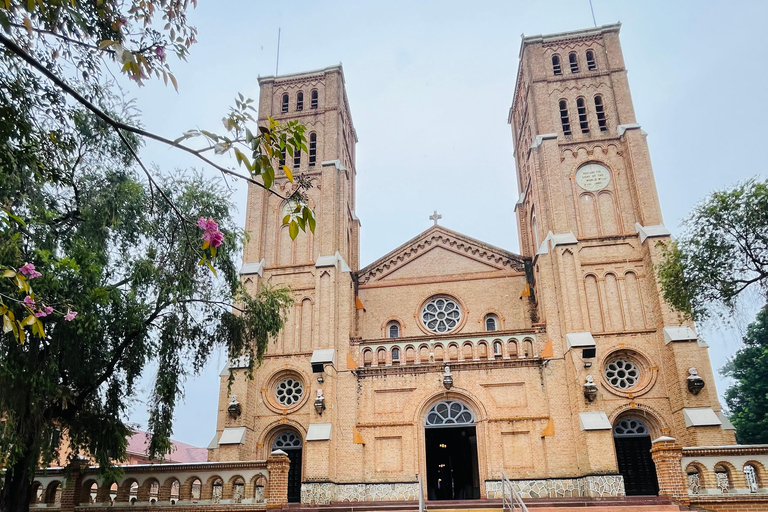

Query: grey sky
125;1;768;447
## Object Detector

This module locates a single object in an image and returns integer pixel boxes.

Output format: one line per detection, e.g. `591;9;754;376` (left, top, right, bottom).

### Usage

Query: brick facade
206;24;737;507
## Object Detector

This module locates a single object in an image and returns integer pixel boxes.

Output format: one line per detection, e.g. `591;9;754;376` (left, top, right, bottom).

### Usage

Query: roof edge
518;23;622;58
258;64;344;85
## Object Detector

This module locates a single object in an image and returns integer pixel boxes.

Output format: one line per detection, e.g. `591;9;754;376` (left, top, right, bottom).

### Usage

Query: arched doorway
613;417;659;496
424;400;480;500
273;430;303;503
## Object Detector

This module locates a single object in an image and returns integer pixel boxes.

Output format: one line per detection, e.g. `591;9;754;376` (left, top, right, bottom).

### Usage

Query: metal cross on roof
429;210;442;226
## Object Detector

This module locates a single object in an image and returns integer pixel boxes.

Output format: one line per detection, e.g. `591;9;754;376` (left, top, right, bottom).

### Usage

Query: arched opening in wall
387;321;400;338
190;478;202;502
232;477;246;503
253;474;267;502
714;464;731;493
391;346;401;364
744;463;760;493
612;416;659;496
363;348;373;367
598;191;618;235
531;213;539;254
405;346;416;364
485;314;498;332
109;482;118;503
507;340;518;357
419;344;430;363
46;482;62;505
296;91;304;111
424;400;480;501
685;464;703;494
462;342;473;360
433;345;444;362
377;348;387;366
148;479;159;503
87;482;98;504
211;478;224;502
551;54;562;75
272;429;303;503
281;93;289;113
493;341;502;358
30;482;43;504
129;481;138;504
169;479;180;504
477;342;488;359
447;343;459;362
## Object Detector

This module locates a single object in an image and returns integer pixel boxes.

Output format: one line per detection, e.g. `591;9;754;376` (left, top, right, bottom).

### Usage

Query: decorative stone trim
300;481;419;504
683;445;768;457
485;474;624;499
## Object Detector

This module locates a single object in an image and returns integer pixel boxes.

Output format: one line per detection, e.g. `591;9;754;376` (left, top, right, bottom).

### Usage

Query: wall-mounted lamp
314;389;326;415
583;376;598;402
443;365;454;390
584;362;593;369
687;367;705;395
228;395;242;418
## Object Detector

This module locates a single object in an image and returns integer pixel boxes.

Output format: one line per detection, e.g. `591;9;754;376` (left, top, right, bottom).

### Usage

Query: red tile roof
126;430;208;464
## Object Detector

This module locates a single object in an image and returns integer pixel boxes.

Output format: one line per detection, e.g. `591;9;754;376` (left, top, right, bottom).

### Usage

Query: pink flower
203;229;224;248
64;310;78;321
35;306;52;318
155;46;166;61
197;217;218;232
19;263;42;278
119;17;128;26
23;295;35;307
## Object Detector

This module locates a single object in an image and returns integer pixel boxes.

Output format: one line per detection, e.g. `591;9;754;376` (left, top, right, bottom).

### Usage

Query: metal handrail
501;471;529;512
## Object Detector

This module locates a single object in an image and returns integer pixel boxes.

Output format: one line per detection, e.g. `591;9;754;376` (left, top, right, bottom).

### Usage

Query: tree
657;178;768;445
656;178;768;322
0;1;313;509
722;306;768;444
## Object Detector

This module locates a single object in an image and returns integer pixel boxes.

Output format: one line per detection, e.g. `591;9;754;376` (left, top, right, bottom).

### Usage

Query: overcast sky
124;1;768;447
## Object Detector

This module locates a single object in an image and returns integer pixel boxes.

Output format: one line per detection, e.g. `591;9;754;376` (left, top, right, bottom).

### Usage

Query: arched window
149;480;159;503
109;483;118;503
531;213;539;253
281;93;289;113
493;341;502;357
577;97;589;133
425;400;475;426
392;347;400;362
552;54;562;75
586;50;597;71
594;95;607;132
569;52;579;73
363;348;373;367
309;132;317;166
485;314;498;331
377;348;387;365
387;321;400;338
508;340;518;357
296;91;304;111
89;482;98;504
559;100;572;136
233;478;245;502
293;148;301;169
310;89;319;109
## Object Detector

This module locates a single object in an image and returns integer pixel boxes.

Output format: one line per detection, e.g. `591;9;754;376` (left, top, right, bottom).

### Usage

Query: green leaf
289;220;299;240
308;214;316;233
2;269;16;278
282;215;291;225
2;314;12;334
282;165;293;182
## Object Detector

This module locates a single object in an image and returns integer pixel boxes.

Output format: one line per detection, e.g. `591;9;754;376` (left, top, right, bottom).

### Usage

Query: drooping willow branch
0;33;289;203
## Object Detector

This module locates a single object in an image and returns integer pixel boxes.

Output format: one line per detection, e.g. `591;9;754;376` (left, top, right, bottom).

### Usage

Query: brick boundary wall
650;437;689;506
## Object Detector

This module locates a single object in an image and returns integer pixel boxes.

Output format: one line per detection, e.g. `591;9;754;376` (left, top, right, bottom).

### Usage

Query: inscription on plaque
576;163;611;191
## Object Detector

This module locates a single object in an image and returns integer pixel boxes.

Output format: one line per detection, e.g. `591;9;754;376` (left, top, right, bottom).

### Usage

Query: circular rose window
421;296;462;333
604;358;639;390
275;377;303;406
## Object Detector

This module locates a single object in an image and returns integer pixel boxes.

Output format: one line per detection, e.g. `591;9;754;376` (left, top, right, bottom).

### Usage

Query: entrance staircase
283;496;693;512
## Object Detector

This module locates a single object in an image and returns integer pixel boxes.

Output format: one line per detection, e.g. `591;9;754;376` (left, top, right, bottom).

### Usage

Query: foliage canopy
657;179;768;322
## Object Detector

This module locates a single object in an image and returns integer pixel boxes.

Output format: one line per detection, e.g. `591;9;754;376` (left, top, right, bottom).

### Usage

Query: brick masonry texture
202;25;750;508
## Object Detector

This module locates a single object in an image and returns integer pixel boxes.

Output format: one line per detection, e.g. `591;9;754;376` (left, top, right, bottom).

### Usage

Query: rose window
275;377;303;406
605;358;639;389
421;296;462;333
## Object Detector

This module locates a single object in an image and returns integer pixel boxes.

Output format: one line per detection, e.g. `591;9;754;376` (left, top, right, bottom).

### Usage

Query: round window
421;296;462;333
604;358;639;389
275;377;304;406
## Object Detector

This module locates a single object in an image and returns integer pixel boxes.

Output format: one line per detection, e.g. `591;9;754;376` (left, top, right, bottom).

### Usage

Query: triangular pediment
357;226;526;285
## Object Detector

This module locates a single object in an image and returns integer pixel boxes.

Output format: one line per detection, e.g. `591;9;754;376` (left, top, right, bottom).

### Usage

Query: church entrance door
613;418;659;496
424;400;480;501
273;430;303;503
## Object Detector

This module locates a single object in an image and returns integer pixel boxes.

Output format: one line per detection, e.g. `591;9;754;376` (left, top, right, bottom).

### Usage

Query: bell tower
510;23;734;481
209;66;360;473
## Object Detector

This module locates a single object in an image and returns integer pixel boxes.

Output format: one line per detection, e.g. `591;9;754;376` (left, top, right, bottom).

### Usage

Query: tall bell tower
510;23;734;487
209;66;361;480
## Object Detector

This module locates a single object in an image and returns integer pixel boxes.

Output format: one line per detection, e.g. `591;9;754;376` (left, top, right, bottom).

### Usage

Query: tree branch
0;33;288;200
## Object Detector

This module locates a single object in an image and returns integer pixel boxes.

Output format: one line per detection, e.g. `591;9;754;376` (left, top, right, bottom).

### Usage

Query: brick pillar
267;451;291;509
650;436;689;506
60;460;82;512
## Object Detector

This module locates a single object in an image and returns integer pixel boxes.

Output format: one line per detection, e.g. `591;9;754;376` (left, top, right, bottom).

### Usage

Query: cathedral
208;23;737;504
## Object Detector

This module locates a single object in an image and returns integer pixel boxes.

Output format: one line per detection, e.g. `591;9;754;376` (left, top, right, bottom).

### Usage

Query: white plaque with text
575;163;611;191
